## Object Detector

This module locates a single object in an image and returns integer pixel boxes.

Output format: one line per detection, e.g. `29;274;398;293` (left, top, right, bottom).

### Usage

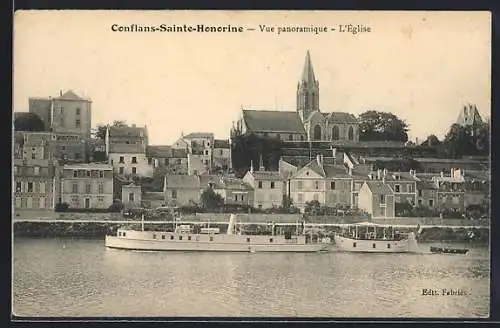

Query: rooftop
63;163;113;170
183;132;214;139
364;181;394;195
242;110;306;134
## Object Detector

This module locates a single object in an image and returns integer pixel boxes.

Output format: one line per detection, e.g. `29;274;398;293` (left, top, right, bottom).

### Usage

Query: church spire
301;50;316;85
297;50;320;122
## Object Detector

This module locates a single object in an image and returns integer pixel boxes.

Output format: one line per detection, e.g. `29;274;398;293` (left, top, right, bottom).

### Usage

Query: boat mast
141;213;145;232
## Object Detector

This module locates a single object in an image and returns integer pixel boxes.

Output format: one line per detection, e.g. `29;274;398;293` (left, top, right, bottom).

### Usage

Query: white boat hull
105;230;328;253
333;233;418;253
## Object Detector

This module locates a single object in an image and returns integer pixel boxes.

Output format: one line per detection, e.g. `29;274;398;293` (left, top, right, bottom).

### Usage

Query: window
220;150;223;156
387;244;391;249
188;236;192;241
258;181;263;189
300;135;305;141
132;167;137;174
234;195;238;201
172;190;177;199
39;197;45;208
204;160;209;165
418;199;422;205
380;194;385;204
34;166;40;175
373;243;376;249
72;183;78;193
247;238;251;243
73;170;78;177
170;235;174;240
332;126;340;140
204;150;209;155
119;167;124;174
315;181;319;190
409;184;415;193
298;181;303;190
98;183;104;193
99;171;104;178
97;196;104;202
85;184;91;193
86;170;91;177
76;108;81;115
298;193;304;203
153;234;157;239
132;157;137;164
26;197;32;208
288;134;293;141
353;242;357;248
119;156;124;164
14;166;18;174
74;153;80;160
16;182;21;192
31;152;36;160
395;185;400;193
210;236;214;241
429;199;434;207
179;236;183;240
122;232;126;237
418;190;422;197
27;182;33;192
313;193;319;201
162;235;165;240
15;197;21;208
270;182;275;189
269;238;273;243
75;119;81;128
128;193;134;202
331;181;336;190
313;125;322;140
39;182;45;193
348;126;354;141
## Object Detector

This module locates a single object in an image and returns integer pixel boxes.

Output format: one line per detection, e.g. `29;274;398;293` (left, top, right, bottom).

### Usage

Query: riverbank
13;221;490;243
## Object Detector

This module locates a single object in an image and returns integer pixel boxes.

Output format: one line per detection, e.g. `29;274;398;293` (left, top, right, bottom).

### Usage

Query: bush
108;201;124;213
55;202;70;212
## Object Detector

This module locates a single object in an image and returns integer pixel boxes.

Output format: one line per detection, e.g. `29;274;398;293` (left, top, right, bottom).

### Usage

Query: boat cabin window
179;236;183;240
247;238;251;243
209;236;214;241
118;232;121;236
162;235;165;240
153;234;156;239
387;244;391;249
123;232;126;237
372;243;376;249
269;238;273;243
353;242;356;248
170;235;174;240
188;236;192;241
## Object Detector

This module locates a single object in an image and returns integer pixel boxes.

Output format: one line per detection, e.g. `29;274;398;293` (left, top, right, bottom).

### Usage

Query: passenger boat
430;246;469;255
333;222;419;253
105;213;329;253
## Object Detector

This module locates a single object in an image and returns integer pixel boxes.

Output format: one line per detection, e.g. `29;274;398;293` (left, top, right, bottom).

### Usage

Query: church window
332;126;340;140
300;135;305;141
305;93;309;109
313;125;322;140
348;126;354;141
288;134;293;141
311;92;315;109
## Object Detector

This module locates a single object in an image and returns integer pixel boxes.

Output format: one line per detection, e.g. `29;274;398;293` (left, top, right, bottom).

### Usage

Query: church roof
301;50;317;84
214;139;230;149
323;112;358;124
242;110;306;134
456;104;483;126
183;132;214;139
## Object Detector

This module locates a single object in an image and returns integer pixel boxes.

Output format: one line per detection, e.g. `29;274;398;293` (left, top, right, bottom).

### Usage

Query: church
234;51;360;143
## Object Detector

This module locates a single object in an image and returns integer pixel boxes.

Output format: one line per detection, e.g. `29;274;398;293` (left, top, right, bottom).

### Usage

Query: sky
13;11;491;145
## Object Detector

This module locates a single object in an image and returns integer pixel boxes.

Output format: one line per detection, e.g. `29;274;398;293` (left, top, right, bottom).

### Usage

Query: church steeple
297;50;320;122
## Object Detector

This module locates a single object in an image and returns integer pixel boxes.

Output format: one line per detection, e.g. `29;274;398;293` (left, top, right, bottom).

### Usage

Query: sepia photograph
12;10;491;319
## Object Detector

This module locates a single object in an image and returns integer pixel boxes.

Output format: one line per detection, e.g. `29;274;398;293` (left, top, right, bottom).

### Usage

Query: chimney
316;154;322;168
250;160;254;174
450;168;454;178
332;148;337;158
60;90;62;96
440;171;444;178
377;169;381;180
383;168;387;177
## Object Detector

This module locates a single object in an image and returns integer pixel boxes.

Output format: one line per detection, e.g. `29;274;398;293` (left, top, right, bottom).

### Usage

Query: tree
200;188;224;210
14;113;45;132
443;124;475;158
358;110;409;142
421;134;441;147
231;133;282;177
92;120;128;140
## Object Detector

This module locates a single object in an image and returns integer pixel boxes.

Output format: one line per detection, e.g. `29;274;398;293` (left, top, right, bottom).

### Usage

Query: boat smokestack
227;213;237;235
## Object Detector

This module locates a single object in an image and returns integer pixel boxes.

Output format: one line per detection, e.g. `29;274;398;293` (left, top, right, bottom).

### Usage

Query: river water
13;237;490;318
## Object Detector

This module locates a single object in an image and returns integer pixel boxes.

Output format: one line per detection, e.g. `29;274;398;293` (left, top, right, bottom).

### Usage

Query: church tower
297;50;320;122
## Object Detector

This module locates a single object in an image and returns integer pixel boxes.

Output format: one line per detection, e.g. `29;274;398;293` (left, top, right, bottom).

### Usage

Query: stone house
358;181;395;219
122;183;142;209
